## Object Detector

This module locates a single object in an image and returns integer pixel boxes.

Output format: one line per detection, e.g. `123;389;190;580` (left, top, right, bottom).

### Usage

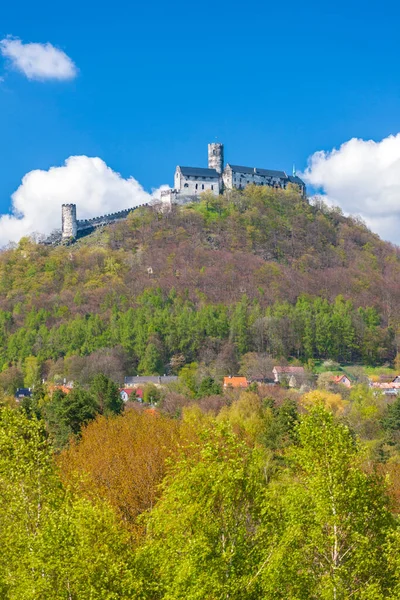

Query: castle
55;142;306;243
160;142;306;206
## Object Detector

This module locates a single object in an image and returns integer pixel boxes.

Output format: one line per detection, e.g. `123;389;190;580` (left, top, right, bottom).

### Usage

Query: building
223;376;249;389
124;375;178;388
119;388;143;402
371;381;400;396
273;366;305;388
331;374;352;388
14;388;32;400
161;142;306;206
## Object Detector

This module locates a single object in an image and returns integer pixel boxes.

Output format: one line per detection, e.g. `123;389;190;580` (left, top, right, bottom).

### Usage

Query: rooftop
228;165;287;179
223;376;249;388
124;375;178;386
273;366;305;373
179;166;220;178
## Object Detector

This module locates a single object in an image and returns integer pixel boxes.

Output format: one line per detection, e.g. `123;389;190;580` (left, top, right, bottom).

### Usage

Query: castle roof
287;175;305;185
178;166;220;178
228;165;287;179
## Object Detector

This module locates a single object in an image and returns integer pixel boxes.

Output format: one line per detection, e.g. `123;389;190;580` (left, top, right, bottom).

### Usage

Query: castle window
184;183;189;188
202;184;204;190
195;184;198;190
211;185;214;190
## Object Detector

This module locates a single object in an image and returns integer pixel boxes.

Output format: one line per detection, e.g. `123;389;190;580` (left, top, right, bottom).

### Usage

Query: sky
2;0;400;243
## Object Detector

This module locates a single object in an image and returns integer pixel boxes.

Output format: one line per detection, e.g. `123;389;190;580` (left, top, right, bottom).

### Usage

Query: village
13;363;400;405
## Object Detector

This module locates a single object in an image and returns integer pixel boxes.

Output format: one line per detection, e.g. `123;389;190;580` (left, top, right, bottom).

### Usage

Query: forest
1;185;400;597
0;184;398;382
3;381;400;599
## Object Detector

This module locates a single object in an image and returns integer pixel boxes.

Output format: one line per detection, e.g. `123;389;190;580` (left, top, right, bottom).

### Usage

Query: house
392;376;400;384
124;376;178;388
331;375;352;388
119;388;144;402
371;381;400;396
223;376;249;389
14;388;32;400
273;366;305;388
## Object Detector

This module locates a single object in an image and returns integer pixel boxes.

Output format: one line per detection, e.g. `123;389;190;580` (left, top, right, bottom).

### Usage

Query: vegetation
0;186;399;383
0;187;400;595
2;382;400;598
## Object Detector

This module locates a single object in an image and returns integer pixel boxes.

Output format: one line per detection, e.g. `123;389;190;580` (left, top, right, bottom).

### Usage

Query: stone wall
76;206;147;231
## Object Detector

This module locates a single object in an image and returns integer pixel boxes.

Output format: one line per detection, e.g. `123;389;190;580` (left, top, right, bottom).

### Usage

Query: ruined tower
208;142;224;174
62;204;77;240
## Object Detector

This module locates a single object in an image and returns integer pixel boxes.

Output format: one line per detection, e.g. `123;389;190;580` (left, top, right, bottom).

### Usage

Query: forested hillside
3;185;400;598
0;184;398;380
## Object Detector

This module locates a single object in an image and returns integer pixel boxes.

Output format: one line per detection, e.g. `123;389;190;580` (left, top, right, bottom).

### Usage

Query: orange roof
332;375;348;383
48;385;71;395
223;377;249;388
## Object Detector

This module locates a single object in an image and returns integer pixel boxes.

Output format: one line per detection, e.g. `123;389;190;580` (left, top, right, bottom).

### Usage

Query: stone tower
208;142;224;174
62;204;77;240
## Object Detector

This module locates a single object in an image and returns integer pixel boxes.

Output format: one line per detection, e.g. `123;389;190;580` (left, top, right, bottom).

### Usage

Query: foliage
89;373;123;415
0;407;136;598
260;407;393;598
136;423;266;600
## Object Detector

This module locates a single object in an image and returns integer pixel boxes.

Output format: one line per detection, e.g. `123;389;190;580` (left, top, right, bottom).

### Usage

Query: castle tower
62;204;77;240
208;142;224;174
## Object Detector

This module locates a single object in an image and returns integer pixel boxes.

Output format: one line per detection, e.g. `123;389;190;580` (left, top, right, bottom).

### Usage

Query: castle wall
179;175;220;196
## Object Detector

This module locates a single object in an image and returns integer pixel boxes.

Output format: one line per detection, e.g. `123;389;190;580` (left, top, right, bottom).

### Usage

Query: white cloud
302;134;400;244
0;37;77;81
0;156;165;245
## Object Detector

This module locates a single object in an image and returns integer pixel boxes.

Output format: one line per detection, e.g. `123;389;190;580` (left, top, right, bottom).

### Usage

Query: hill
0;184;399;380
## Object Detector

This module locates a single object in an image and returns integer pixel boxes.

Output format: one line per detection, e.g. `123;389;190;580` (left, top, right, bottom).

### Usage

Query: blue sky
2;0;400;243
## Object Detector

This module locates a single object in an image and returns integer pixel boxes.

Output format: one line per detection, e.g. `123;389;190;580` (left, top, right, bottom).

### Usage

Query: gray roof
257;168;287;178
124;376;178;385
228;165;287;178
287;175;305;185
178;166;220;178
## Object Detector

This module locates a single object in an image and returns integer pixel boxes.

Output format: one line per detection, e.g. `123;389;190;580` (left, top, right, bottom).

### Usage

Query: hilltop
0;185;399;377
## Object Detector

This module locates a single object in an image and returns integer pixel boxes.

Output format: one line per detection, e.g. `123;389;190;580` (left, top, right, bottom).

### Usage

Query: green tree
138;342;163;375
0;406;136;598
90;373;123;415
137;424;266;599
142;383;161;404
23;355;41;388
43;388;99;449
260;407;393;599
196;376;222;398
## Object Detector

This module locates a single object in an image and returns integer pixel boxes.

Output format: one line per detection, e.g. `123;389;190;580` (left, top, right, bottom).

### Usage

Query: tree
143;383;161;405
218;392;269;445
240;352;274;381
43;388;99;449
260;407;393;599
136;423;266;599
23;355;41;388
0;407;136;598
301;389;348;415
0;365;24;394
90;373;123;415
58;410;181;524
196;376;222;398
138;342;163;375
